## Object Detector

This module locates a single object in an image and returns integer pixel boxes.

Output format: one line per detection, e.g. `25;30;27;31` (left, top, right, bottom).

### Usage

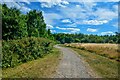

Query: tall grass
65;43;119;62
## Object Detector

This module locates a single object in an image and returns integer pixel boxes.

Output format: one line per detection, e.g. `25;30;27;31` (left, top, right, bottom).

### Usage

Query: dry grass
65;43;119;61
64;43;119;78
71;48;119;78
2;48;61;78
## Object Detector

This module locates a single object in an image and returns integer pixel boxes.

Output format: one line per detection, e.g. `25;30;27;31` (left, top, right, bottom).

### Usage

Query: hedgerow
2;37;54;68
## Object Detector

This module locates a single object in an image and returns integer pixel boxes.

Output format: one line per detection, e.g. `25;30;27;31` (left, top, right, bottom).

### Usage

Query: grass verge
71;47;119;78
2;48;61;78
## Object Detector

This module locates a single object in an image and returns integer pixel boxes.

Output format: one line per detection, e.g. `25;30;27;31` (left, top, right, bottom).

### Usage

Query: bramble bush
2;37;54;68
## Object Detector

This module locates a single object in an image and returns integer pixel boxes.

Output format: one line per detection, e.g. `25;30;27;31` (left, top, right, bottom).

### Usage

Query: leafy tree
2;4;49;40
2;5;21;40
48;29;51;36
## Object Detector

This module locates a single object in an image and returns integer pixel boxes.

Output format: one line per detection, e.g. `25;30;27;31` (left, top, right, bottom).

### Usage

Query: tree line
53;33;120;44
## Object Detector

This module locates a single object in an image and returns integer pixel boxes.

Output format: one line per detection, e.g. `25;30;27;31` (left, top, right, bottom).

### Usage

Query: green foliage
2;37;54;68
2;4;51;40
2;5;21;40
27;10;46;37
53;33;119;44
2;4;55;68
1;4;56;69
48;29;51;36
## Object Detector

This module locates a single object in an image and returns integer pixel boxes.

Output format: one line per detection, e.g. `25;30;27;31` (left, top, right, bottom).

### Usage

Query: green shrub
2;37;54;68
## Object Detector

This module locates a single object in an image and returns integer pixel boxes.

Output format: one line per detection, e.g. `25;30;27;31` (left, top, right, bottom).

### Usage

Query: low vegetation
65;43;119;62
2;48;61;78
65;43;119;78
2;37;54;68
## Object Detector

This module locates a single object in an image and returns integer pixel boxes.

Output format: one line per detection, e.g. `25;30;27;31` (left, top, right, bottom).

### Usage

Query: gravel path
53;45;97;78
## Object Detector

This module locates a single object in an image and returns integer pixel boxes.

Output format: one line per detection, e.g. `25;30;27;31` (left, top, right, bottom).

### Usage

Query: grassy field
65;43;119;78
65;43;119;61
2;48;61;78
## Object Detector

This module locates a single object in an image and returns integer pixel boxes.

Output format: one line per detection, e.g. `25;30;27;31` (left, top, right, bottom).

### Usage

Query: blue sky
1;0;119;35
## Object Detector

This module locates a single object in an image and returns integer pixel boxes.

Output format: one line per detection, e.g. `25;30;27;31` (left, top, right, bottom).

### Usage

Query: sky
1;0;119;35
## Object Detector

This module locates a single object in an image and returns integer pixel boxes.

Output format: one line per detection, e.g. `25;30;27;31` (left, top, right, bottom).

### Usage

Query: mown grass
70;47;119;78
2;48;61;78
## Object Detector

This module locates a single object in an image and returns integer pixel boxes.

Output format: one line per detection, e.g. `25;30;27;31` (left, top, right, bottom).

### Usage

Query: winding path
54;45;97;78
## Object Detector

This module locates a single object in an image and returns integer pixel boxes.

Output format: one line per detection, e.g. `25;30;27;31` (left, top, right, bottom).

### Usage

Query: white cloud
56;26;66;30
76;5;80;7
36;0;51;3
46;24;54;29
62;1;69;4
41;3;52;8
102;0;119;2
2;2;21;9
1;0;14;2
113;4;118;15
2;0;30;4
43;13;62;25
59;5;87;22
39;1;118;27
113;4;118;12
58;2;117;26
65;0;119;2
112;23;118;28
61;19;72;23
1;0;119;3
20;6;31;12
40;0;69;8
87;28;97;32
58;4;67;8
70;28;80;33
56;26;80;33
94;8;117;20
17;0;30;4
101;31;115;35
3;0;120;2
2;2;31;13
66;23;77;27
50;30;56;33
83;20;108;25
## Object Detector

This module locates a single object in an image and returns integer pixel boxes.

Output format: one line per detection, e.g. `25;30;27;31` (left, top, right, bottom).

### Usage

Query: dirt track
54;45;97;78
